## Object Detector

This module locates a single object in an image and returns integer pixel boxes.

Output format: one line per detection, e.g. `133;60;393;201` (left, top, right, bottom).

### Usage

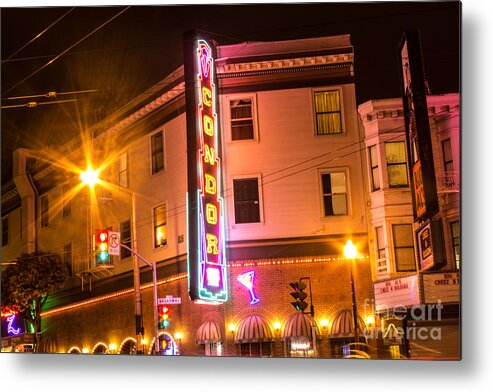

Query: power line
2;7;75;64
1;98;77;110
1;6;131;98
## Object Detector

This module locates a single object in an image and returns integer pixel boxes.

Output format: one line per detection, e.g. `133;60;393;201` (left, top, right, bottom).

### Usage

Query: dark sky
1;2;460;183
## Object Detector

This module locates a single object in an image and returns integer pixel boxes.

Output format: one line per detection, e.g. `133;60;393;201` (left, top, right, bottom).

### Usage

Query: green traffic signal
289;281;308;312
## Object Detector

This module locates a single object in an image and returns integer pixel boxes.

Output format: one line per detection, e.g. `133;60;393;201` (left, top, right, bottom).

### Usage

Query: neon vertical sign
185;34;227;303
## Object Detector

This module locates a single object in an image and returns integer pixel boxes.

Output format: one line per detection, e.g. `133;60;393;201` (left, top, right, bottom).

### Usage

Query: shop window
2;217;8;247
386;142;409;187
239;342;272;357
62;183;71;218
321;172;348;216
63;242;73;276
230;98;255;140
41;195;49;227
392;224;416;272
233;178;260;224
451;221;460;269
119;152;129;188
154;204;167;248
120;220;132;259
203;342;222;356
314;90;343;134
369;145;380;191
151;131;164;175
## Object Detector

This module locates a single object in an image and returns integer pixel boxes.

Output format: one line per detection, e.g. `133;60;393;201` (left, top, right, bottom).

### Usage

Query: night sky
1;2;460;183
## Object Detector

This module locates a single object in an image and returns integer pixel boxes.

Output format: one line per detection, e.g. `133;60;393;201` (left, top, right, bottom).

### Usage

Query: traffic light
95;230;109;263
158;305;171;329
289;281;308;311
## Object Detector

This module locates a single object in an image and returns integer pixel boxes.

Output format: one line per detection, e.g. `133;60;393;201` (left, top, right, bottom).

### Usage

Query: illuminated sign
237;271;260;305
185;34;227;303
1;310;23;337
416;219;446;271
7;315;21;335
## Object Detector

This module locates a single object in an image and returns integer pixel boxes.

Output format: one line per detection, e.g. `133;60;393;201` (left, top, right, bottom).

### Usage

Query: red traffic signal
289;281;308;311
95;230;109;263
158;305;171;329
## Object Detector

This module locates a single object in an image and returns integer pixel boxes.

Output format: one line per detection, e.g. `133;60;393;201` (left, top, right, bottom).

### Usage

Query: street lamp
343;240;360;344
79;165;101;188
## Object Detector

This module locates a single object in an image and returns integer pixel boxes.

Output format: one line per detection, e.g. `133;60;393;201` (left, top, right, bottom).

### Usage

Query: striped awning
196;320;222;344
37;335;58;353
330;309;366;337
234;315;273;343
282;312;320;340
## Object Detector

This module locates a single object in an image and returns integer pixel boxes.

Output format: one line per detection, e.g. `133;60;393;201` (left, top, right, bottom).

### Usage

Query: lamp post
344;240;359;344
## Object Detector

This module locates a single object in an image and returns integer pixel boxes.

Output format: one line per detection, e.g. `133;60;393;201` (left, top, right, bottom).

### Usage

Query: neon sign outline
7;314;21;335
193;38;227;302
237;271;260;305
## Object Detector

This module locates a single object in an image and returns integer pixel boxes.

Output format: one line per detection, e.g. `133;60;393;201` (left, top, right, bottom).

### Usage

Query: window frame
118;152;129;188
312;87;345;136
153;203;168;249
391;223;416;272
385;141;409;188
120;220;132;260
2;216;8;247
441;138;454;173
319;169;350;218
41;194;49;228
62;183;72;218
226;94;259;143
368;145;380;191
231;175;264;226
150;130;165;175
450;221;460;269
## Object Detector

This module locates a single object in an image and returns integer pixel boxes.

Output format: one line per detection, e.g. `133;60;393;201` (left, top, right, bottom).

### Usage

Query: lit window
63;242;73;276
369;145;380;191
151;131;164;175
62;183;71;218
120;220;132;259
392;224;415;271
154;204;167;248
314;90;342;135
386;142;409;187
2;217;8;247
321;172;348;216
451;221;460;269
230;99;254;140
119;152;129;188
41;195;49;227
233;178;260;224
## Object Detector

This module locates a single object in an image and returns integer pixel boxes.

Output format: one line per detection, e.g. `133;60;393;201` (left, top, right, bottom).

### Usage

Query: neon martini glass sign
237;271;260;305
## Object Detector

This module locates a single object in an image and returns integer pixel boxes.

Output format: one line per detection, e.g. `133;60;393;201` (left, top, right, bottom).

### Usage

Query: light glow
228;323;236;333
344;240;357;259
79;165;101;188
274;322;281;330
6;314;21;335
82;348;89;354
320;318;329;328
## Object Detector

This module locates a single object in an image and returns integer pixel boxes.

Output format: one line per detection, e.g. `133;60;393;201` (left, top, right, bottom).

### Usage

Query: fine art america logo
362;299;444;341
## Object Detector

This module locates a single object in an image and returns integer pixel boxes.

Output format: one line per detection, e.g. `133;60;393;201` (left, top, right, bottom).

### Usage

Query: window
154;204;167;248
62;183;71;218
376;226;386;259
41;195;49;227
230;99;254;140
321;172;348;216
392;224;416;271
442;139;454;172
2;217;8;247
151;131;164;174
369;145;380;191
118;152;129;188
233;178;260;224
386;142;409;187
314;90;342;134
239;342;272;357
451;221;460;269
63;242;73;276
120;220;132;259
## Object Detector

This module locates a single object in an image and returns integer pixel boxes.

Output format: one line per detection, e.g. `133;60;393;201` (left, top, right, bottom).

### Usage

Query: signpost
158;296;182;305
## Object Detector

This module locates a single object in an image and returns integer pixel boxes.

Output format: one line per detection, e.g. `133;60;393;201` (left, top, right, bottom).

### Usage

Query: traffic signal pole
119;242;159;356
300;277;317;358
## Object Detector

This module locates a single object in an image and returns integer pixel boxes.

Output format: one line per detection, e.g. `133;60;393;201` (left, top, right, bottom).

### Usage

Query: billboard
399;31;439;221
184;32;228;303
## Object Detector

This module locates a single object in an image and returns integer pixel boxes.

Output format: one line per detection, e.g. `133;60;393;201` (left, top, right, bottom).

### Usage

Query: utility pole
300;277;317;358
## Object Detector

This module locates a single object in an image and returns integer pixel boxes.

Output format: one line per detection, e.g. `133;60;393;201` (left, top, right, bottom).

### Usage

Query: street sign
108;231;121;256
157;296;181;305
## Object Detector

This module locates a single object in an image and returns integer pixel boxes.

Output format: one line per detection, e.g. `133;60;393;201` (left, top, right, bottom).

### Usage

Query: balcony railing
436;171;459;193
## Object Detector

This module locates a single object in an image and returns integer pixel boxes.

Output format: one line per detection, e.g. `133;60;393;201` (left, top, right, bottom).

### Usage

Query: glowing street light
343;239;360;344
79;165;101;188
344;239;357;259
